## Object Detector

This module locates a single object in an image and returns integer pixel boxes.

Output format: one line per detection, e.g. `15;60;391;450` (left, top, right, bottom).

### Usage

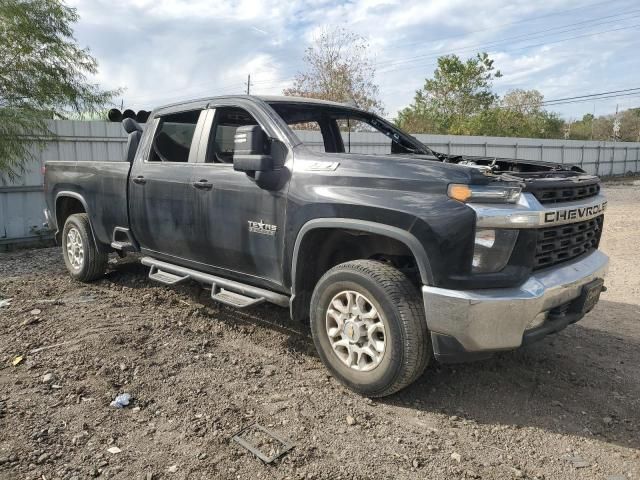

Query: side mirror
233;125;273;172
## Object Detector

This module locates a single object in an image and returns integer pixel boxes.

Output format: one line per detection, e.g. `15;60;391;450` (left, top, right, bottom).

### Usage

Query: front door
129;109;205;261
188;105;290;289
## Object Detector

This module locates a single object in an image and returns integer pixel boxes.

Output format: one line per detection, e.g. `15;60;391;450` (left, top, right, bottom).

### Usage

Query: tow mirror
233;125;273;172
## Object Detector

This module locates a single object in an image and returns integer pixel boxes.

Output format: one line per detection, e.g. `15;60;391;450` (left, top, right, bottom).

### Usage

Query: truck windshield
267;102;432;156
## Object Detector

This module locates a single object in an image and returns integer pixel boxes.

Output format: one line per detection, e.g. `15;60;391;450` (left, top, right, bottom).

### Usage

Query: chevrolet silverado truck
44;96;608;397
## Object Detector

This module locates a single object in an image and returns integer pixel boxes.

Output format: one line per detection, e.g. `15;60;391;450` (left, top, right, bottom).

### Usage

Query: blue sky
67;0;640;121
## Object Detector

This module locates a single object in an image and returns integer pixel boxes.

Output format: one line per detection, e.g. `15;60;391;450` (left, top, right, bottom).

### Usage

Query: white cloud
67;0;640;118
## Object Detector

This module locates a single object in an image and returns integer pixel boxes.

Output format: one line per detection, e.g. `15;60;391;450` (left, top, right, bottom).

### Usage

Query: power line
217;0;630;85
374;0;624;52
541;87;640;106
375;9;640;71
245;21;640;94
540;92;640;107
375;22;640;87
241;3;639;88
123;2;640;108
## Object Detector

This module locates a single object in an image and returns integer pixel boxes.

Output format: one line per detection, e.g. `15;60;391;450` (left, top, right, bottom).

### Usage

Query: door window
149;110;201;162
206;107;260;163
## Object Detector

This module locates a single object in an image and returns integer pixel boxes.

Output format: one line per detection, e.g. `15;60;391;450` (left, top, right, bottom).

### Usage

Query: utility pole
613;104;620;144
245;74;251;95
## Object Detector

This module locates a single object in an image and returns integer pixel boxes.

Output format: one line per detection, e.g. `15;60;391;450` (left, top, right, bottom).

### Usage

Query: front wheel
62;213;108;282
310;260;430;397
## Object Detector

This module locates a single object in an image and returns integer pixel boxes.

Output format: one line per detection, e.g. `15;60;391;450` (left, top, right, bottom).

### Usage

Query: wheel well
291;228;420;322
55;197;86;241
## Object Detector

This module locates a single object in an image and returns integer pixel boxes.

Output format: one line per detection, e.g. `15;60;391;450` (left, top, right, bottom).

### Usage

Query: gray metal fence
1;121;127;247
2;120;639;247
295;130;640;177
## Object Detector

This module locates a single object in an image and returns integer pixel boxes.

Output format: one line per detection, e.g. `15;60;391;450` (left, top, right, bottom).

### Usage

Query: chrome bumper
422;250;609;352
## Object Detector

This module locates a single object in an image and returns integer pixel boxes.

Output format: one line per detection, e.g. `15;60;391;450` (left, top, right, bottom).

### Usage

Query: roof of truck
153;95;354;115
257;95;351;107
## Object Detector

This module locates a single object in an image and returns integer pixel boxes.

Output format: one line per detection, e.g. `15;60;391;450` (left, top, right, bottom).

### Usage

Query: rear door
188;104;291;289
129;108;206;260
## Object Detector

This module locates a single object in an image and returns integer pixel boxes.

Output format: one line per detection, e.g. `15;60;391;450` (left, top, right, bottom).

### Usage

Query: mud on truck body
44;96;608;397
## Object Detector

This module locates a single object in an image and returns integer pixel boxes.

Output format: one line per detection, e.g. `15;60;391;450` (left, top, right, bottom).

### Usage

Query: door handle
132;176;146;185
192;179;213;190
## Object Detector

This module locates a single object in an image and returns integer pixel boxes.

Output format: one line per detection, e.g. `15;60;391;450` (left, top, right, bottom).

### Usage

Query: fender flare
290;218;434;297
54;191;102;251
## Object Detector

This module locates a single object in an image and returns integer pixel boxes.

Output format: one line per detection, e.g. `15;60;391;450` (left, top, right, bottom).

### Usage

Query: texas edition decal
248;220;278;236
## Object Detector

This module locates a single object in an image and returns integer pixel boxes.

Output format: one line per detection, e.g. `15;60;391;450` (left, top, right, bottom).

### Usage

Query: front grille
532;183;600;204
533;216;603;270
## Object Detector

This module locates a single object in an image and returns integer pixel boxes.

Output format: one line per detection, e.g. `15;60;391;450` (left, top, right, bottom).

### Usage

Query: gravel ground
0;183;639;480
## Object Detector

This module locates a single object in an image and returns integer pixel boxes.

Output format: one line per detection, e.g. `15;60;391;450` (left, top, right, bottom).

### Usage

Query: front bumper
422;250;609;359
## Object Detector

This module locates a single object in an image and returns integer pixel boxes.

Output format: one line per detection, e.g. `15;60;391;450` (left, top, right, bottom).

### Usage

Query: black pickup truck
44;95;609;397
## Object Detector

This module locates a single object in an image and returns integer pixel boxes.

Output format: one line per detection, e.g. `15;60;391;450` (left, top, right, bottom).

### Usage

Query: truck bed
44;160;130;246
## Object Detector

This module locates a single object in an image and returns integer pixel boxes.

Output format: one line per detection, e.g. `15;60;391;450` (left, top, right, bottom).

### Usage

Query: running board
140;257;289;308
211;285;265;308
111;227;138;252
148;265;189;285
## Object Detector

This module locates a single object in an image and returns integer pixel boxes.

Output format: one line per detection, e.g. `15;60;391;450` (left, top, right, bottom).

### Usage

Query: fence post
484;142;488;156
624;146;628;175
561;145;565;164
596;145;601;176
448;141;451;155
515;143;518;159
580;146;585;169
610;146;615;176
540;144;544;161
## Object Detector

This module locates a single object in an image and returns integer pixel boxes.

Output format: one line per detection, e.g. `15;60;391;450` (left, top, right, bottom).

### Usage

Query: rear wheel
310;260;429;397
62;213;108;282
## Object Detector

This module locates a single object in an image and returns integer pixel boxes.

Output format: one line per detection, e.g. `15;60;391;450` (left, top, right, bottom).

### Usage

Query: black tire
310;260;430;397
61;213;108;282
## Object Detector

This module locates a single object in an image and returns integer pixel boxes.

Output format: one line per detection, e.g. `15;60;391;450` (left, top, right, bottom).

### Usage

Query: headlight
472;228;519;273
448;184;521;203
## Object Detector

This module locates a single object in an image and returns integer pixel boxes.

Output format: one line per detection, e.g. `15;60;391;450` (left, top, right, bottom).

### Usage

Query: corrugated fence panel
1;121;639;247
1;120;128;246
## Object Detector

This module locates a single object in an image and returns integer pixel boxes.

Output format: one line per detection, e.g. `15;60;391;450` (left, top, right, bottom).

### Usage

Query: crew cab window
338;119;380;154
268;102;429;156
206;107;260;163
288;121;325;153
149;110;201;162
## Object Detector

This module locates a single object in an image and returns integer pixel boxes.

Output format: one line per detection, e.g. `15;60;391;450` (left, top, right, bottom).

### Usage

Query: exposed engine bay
432;151;596;184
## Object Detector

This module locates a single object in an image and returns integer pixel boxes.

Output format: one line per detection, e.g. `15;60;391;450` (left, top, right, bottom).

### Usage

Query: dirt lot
1;184;639;480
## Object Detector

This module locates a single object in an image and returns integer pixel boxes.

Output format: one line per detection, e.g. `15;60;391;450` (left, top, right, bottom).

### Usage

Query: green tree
619;108;640;142
495;89;563;138
567;113;596;140
396;52;501;134
0;0;118;180
284;27;384;115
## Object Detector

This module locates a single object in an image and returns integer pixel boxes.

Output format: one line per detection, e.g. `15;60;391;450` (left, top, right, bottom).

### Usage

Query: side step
140;257;289;309
111;227;138;252
111;240;135;251
211;285;265;308
148;265;189;285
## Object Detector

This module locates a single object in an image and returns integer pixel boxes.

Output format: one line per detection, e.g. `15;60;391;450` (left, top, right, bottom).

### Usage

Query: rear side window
149;110;201;162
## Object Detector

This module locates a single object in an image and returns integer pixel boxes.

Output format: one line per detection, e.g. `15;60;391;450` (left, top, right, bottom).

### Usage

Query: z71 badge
248;220;277;236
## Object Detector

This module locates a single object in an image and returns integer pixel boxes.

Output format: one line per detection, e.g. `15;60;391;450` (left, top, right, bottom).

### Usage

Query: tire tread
63;213;108;282
313;259;430;397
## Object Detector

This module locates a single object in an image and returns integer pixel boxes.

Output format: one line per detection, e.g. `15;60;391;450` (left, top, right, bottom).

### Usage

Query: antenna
245;74;251;95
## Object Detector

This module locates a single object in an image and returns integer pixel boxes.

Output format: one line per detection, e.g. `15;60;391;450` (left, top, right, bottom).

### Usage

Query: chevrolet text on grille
471;193;607;229
543;202;607;224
